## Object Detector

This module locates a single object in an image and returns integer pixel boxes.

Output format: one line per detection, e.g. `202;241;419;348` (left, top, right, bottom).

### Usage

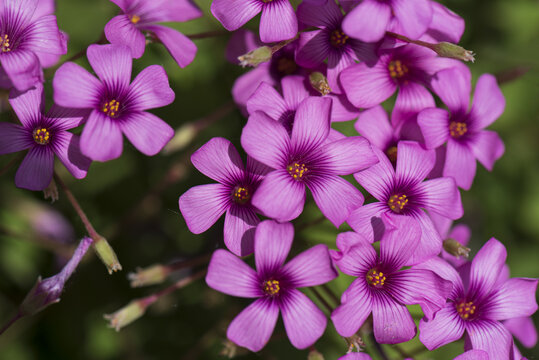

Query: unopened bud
162;123;197;155
93;236;122;274
43;179;59;203
104;300;147;331
431;42;475;63
309;72;331;95
443;238;471;258
308;349;325;360
238;46;272;67
128;264;169;288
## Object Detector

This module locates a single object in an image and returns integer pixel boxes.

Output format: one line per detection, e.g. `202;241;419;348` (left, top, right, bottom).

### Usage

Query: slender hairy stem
370;333;390;360
167;254;212;272
187;30;229;40
386;31;435;49
0;153;24;177
392;344;413;359
141;270;206;307
310;287;334;314
321;284;340;306
0;312;22;336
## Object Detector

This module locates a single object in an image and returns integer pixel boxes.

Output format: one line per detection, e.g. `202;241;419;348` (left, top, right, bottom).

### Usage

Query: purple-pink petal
424;2;465;43
469;130;505;171
332;231;377;276
342;0;391;43
331;279;373;337
211;0;262;31
486;278;538;321
280;289;327;349
53;62;102;108
372;291;416;344
15;146;54;191
416;177;463;219
417;107;450;149
86;44;132;91
469;74;505;131
444;139;477;190
52;132;91;180
105;15;146;59
465;319;513;360
80;110;123;161
354;106;394;151
409;210;444;264
346;202;387;243
295;30;331;68
469;238;507;299
414;257;464;300
453;350;489;360
431;67;471;114
127;64;175;111
291;97;331;153
0;123;32;154
144;24;197;68
254;220;293;276
379;213;422;270
419;303;465;349
190;137;245;185
120;112;173;156
259;0;297;43
227;297;279;352
223;205;259;256
504;317;537;348
322;136;378;174
395;141;435;184
281;75;309;110
391;0;432;40
246;81;287;120
282;244;337;287
391;81;435;130
206;249;261;298
178;183;230;234
0;50;42;91
353;146;395;202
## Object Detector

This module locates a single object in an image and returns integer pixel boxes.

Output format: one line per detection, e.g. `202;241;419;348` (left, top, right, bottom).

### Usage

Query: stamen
388;60;408;79
455;299;477;320
276;57;297;76
330;29;349;48
263;279;280;296
386;146;398;164
449;121;468;138
287;162;308;180
129;14;141;24
366;269;386;288
102;99;121;118
33;128;50;145
388;194;408;213
1;34;12;52
232;186;250;205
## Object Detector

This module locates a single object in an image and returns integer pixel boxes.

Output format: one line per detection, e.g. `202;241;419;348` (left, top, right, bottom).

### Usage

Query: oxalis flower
348;141;463;264
179;137;270;256
206;220;337;351
241;97;378;226
53;44;175;162
331;214;452;343
417;66;505;190
105;0;202;68
0;0;66;91
418;239;538;360
0;83;90;190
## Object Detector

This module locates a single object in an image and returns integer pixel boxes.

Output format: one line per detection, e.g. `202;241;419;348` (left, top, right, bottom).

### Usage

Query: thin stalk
141;270;206;307
321;284;340;306
370;333;390;360
167;254;212;272
310;287;334;314
187;30;229;40
0;153;24;177
0;312;22;336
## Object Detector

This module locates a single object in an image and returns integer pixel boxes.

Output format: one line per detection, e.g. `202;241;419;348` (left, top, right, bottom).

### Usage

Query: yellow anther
1;34;11;52
330;29;349;48
388;194;408;214
366;269;386;288
130;14;141;24
33;128;51;145
287;162;308;180
232;186;250;204
449;121;468;138
102;99;121;118
455;300;477;320
388;60;408;79
263;279;280;296
386;146;398;164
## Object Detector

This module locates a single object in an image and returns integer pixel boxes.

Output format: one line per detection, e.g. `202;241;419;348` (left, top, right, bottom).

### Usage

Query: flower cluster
177;0;538;358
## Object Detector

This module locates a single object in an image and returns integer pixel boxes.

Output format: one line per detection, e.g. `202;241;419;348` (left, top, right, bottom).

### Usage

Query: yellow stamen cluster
232;186;250;204
366;269;386;288
449;121;468;138
386;146;398;164
263;279;280;296
388;194;408;213
330;29;349;48
276;57;297;76
287;162;308;180
456;300;476;320
1;34;11;52
102;99;121;118
388;60;408;79
130;14;141;24
33;128;50;145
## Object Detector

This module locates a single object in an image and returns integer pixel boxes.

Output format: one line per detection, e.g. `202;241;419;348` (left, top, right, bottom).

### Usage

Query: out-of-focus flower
348;141;463;264
0;83;90;190
332;214;452;343
179;137;270;256
206;220;337;351
417;67;505;190
53;44;175;162
105;0;202;68
418;239;538;360
241;97;377;225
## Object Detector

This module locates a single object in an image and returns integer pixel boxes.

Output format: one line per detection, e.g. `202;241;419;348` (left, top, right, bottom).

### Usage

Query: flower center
1;34;12;52
455;299;477;320
388;194;408;213
33;128;50;145
287;162;308;180
275;56;297;76
449;121;467;138
330;29;349;48
366;269;386;288
102;99;121;118
129;14;141;24
263;279;280;296
232;186;250;205
388;60;408;79
386;146;398;164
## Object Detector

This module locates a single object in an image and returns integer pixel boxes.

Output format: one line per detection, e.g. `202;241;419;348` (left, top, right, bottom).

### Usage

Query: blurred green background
0;0;538;359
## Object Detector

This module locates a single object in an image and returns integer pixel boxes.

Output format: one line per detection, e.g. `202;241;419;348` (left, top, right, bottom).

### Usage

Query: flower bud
308;349;325;360
238;46;272;67
162;123;197;154
443;238;471;258
309;72;331;95
128;264;169;288
104;300;147;331
43;178;59;202
431;42;475;63
93;236;122;274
